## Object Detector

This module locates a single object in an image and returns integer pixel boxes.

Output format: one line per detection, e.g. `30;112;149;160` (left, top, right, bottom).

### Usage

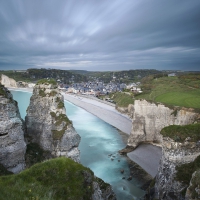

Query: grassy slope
135;75;200;109
0;157;95;200
110;92;134;107
160;123;200;142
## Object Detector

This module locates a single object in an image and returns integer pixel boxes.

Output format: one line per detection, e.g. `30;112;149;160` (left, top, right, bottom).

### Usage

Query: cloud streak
0;0;200;71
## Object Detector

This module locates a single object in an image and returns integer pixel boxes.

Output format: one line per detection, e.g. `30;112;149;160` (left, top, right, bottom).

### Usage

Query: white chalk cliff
1;74;17;88
127;100;198;148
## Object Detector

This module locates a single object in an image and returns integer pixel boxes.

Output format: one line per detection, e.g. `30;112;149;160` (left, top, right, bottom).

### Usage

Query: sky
0;0;200;71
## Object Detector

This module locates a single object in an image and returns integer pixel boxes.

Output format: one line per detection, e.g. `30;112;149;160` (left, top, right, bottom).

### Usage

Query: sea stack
25;79;80;162
0;84;26;173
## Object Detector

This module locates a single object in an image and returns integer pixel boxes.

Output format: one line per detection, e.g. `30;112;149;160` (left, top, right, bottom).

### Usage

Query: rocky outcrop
185;170;200;200
116;104;134;118
25;81;81;162
0;84;26;173
155;137;200;200
127;100;198;148
1;74;17;88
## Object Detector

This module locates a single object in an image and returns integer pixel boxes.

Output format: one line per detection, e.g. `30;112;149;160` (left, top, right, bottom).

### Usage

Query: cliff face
0;85;26;173
25;83;81;162
155;137;200;199
127;100;198;148
1;74;17;88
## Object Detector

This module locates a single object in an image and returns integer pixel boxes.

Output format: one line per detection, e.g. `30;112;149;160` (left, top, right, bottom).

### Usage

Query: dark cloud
0;0;199;71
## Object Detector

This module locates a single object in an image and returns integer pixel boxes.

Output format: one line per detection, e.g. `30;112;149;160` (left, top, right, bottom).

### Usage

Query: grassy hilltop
0;157;110;200
135;73;200;109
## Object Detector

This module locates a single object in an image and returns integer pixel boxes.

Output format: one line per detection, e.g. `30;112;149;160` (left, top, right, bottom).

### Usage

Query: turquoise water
11;90;145;200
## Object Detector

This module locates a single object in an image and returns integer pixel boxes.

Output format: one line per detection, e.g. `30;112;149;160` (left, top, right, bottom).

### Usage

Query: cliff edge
25;79;80;162
0;84;26;173
154;123;200;199
127;100;198;149
0;74;17;88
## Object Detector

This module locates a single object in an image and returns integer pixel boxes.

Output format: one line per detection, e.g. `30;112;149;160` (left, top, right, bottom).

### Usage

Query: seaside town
59;80;142;96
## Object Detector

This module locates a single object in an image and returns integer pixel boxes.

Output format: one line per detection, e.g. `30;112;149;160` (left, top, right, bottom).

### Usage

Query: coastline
62;93;132;135
8;87;161;178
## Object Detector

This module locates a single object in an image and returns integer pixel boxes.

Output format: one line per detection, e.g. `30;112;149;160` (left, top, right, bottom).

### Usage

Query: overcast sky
0;0;200;71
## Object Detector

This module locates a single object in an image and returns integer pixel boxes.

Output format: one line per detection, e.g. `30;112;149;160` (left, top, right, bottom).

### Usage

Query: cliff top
36;78;57;86
0;157;110;200
161;123;200;142
135;74;200;109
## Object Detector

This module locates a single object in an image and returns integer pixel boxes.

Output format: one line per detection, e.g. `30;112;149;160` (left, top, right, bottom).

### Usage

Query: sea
10;90;145;200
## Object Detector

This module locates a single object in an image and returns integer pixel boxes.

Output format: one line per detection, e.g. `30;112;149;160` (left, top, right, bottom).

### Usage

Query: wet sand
127;144;162;177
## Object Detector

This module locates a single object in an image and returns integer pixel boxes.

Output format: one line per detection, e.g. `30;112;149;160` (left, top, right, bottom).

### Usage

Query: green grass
50;112;72;140
37;79;57;85
0;157;97;200
136;75;200;109
155;91;200;109
109;92;134;107
160;123;200;142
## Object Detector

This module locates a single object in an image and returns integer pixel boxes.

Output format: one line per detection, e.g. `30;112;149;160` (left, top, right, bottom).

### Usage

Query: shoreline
8;87;161;178
62;93;132;135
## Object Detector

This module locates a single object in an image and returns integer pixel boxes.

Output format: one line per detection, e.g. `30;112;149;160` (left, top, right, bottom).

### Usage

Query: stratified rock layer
0;85;26;173
25;83;80;162
128;100;198;148
155;137;200;199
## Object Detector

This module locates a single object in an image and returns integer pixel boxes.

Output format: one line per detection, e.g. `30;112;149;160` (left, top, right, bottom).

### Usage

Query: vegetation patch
50;112;72;140
57;101;64;109
54;114;71;126
39;89;46;97
25;143;52;168
37;78;57;85
176;155;200;186
161;123;200;142
49;90;57;96
0;157;96;200
171;109;178;117
0;84;7;97
135;75;200;109
52;129;66;140
187;169;200;199
108;92;134;107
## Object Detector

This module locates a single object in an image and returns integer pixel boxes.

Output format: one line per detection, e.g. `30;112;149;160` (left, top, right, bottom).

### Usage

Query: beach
9;87;161;177
62;93;132;135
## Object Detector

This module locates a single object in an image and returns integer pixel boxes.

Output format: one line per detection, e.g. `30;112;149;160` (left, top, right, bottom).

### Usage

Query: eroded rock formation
155;137;200;199
25;81;81;162
0;84;26;173
127;100;198;148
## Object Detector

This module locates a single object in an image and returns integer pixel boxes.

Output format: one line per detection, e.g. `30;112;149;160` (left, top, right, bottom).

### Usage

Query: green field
155;91;200;109
135;75;200;109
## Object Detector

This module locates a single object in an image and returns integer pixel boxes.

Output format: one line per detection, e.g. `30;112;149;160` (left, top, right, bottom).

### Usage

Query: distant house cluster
59;81;142;96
